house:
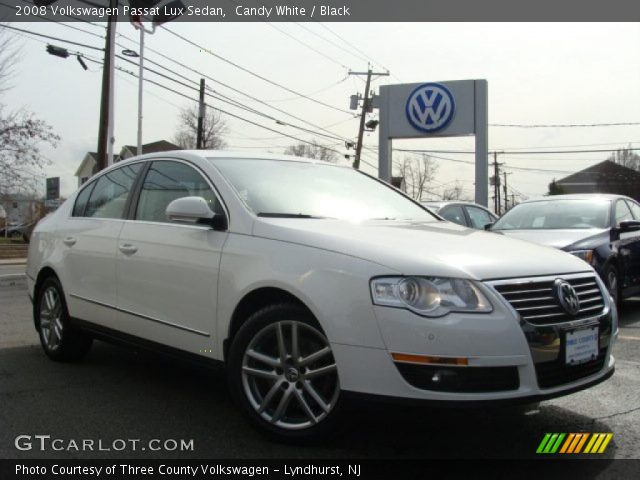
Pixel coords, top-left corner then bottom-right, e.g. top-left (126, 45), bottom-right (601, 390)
top-left (75, 140), bottom-right (181, 187)
top-left (551, 160), bottom-right (640, 202)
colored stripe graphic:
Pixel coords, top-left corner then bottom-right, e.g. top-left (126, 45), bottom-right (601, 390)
top-left (538, 433), bottom-right (613, 454)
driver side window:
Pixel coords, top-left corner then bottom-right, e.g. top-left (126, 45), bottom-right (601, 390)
top-left (615, 200), bottom-right (634, 226)
top-left (135, 161), bottom-right (220, 223)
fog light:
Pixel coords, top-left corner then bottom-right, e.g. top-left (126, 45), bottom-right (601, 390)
top-left (391, 352), bottom-right (469, 366)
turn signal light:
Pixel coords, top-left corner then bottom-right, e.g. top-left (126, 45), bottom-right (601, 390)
top-left (391, 352), bottom-right (469, 366)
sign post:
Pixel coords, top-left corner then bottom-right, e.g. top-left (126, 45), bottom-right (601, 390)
top-left (378, 79), bottom-right (489, 206)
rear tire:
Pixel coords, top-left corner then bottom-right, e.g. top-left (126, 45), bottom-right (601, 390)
top-left (227, 304), bottom-right (343, 443)
top-left (35, 276), bottom-right (93, 362)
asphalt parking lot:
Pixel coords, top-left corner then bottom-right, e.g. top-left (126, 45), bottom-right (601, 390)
top-left (1, 265), bottom-right (639, 460)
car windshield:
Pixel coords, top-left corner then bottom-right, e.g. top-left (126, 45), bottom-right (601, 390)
top-left (210, 158), bottom-right (438, 222)
top-left (493, 199), bottom-right (611, 230)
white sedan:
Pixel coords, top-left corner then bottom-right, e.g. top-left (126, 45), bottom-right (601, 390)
top-left (26, 151), bottom-right (617, 441)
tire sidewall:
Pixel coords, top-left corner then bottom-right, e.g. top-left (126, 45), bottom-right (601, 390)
top-left (604, 264), bottom-right (620, 307)
top-left (227, 304), bottom-right (343, 443)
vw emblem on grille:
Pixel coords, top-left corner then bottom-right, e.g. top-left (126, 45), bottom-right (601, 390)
top-left (553, 279), bottom-right (581, 316)
top-left (405, 83), bottom-right (455, 133)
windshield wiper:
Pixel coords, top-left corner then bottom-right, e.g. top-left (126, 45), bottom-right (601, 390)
top-left (257, 212), bottom-right (326, 219)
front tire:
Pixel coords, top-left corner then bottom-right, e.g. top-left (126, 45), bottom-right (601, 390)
top-left (35, 276), bottom-right (93, 362)
top-left (604, 265), bottom-right (620, 307)
top-left (227, 304), bottom-right (343, 442)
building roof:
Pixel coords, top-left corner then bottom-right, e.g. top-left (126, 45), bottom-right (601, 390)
top-left (555, 160), bottom-right (640, 186)
top-left (120, 140), bottom-right (181, 156)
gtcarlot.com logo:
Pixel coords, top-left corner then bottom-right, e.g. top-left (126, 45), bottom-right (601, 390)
top-left (15, 435), bottom-right (194, 452)
top-left (536, 432), bottom-right (613, 454)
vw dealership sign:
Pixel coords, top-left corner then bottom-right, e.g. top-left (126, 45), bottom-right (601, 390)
top-left (377, 79), bottom-right (488, 206)
top-left (405, 83), bottom-right (456, 133)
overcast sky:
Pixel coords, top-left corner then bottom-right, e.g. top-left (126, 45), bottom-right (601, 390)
top-left (1, 21), bottom-right (639, 203)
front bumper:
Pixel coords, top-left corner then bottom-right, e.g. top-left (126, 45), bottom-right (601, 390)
top-left (331, 274), bottom-right (617, 403)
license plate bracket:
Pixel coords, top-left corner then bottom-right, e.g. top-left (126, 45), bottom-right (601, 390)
top-left (565, 325), bottom-right (599, 365)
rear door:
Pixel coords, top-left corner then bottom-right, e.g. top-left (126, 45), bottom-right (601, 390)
top-left (114, 159), bottom-right (228, 356)
top-left (62, 163), bottom-right (143, 326)
top-left (613, 199), bottom-right (640, 294)
top-left (622, 199), bottom-right (640, 293)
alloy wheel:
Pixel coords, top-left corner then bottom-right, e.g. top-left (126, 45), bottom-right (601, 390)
top-left (39, 286), bottom-right (64, 351)
top-left (241, 320), bottom-right (339, 430)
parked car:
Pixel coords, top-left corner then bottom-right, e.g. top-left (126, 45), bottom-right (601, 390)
top-left (422, 201), bottom-right (498, 229)
top-left (490, 194), bottom-right (640, 306)
top-left (27, 152), bottom-right (617, 441)
top-left (0, 222), bottom-right (32, 242)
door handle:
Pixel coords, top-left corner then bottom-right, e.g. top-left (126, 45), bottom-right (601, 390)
top-left (119, 243), bottom-right (138, 255)
top-left (63, 237), bottom-right (77, 247)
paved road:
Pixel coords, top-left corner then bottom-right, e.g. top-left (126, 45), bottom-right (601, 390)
top-left (0, 264), bottom-right (639, 460)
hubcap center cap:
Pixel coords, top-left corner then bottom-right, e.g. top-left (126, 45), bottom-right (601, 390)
top-left (284, 367), bottom-right (299, 382)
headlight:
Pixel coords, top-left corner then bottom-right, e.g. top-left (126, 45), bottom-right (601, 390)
top-left (370, 276), bottom-right (493, 317)
top-left (568, 249), bottom-right (594, 264)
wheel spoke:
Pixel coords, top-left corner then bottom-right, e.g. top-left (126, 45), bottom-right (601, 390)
top-left (303, 380), bottom-right (330, 412)
top-left (258, 379), bottom-right (284, 413)
top-left (294, 388), bottom-right (317, 424)
top-left (40, 319), bottom-right (51, 330)
top-left (305, 363), bottom-right (337, 379)
top-left (53, 324), bottom-right (62, 341)
top-left (299, 346), bottom-right (331, 366)
top-left (246, 349), bottom-right (281, 368)
top-left (45, 290), bottom-right (55, 311)
top-left (275, 322), bottom-right (288, 363)
top-left (271, 386), bottom-right (293, 423)
top-left (291, 322), bottom-right (300, 364)
top-left (242, 366), bottom-right (277, 380)
top-left (47, 324), bottom-right (56, 347)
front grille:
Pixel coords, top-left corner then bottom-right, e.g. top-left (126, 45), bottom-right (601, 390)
top-left (492, 275), bottom-right (605, 325)
top-left (395, 363), bottom-right (520, 393)
top-left (535, 348), bottom-right (607, 388)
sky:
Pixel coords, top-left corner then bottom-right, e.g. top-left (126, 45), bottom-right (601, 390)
top-left (1, 20), bottom-right (639, 206)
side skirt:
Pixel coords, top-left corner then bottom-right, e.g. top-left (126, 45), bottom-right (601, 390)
top-left (69, 317), bottom-right (224, 370)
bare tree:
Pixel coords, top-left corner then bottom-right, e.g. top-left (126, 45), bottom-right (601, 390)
top-left (0, 25), bottom-right (19, 94)
top-left (173, 104), bottom-right (228, 150)
top-left (284, 140), bottom-right (337, 162)
top-left (0, 29), bottom-right (58, 195)
top-left (441, 181), bottom-right (471, 201)
top-left (396, 154), bottom-right (438, 200)
top-left (607, 146), bottom-right (640, 171)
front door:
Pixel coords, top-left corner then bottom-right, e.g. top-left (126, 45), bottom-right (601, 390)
top-left (114, 160), bottom-right (228, 356)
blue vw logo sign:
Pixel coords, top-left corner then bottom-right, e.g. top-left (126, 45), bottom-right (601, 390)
top-left (405, 83), bottom-right (455, 133)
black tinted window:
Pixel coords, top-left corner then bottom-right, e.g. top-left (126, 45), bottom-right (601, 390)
top-left (85, 163), bottom-right (142, 219)
top-left (467, 206), bottom-right (493, 229)
top-left (440, 205), bottom-right (467, 226)
top-left (136, 161), bottom-right (218, 223)
top-left (72, 183), bottom-right (94, 217)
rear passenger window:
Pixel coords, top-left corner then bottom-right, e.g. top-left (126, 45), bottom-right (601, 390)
top-left (72, 183), bottom-right (94, 217)
top-left (440, 205), bottom-right (467, 226)
top-left (84, 163), bottom-right (142, 219)
top-left (135, 161), bottom-right (219, 223)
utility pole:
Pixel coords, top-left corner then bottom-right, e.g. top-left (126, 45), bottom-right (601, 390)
top-left (349, 68), bottom-right (389, 169)
top-left (491, 151), bottom-right (504, 215)
top-left (503, 171), bottom-right (510, 213)
top-left (196, 78), bottom-right (205, 149)
top-left (96, 0), bottom-right (118, 172)
top-left (136, 27), bottom-right (145, 156)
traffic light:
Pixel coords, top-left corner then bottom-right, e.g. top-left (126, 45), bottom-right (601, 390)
top-left (46, 44), bottom-right (69, 58)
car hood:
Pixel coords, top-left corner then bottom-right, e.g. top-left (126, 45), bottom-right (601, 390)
top-left (494, 228), bottom-right (608, 250)
top-left (252, 218), bottom-right (592, 280)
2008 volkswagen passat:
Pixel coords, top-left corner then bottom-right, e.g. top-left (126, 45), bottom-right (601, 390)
top-left (27, 152), bottom-right (617, 441)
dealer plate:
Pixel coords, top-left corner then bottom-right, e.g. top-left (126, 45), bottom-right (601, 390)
top-left (565, 326), bottom-right (599, 365)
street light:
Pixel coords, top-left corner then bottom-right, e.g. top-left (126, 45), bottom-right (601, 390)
top-left (122, 45), bottom-right (144, 156)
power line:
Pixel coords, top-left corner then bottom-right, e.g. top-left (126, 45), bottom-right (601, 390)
top-left (491, 122), bottom-right (640, 128)
top-left (0, 23), bottom-right (104, 51)
top-left (161, 25), bottom-right (355, 116)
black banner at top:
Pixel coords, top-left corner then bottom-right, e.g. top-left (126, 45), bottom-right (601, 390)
top-left (0, 0), bottom-right (639, 22)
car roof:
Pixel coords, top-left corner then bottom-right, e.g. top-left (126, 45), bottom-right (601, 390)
top-left (111, 150), bottom-right (343, 168)
top-left (518, 194), bottom-right (630, 204)
top-left (422, 200), bottom-right (491, 209)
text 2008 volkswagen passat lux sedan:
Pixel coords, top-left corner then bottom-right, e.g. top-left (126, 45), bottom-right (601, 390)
top-left (27, 152), bottom-right (617, 441)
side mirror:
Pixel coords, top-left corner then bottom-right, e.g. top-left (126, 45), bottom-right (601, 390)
top-left (484, 222), bottom-right (494, 231)
top-left (165, 196), bottom-right (227, 231)
top-left (618, 220), bottom-right (640, 232)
